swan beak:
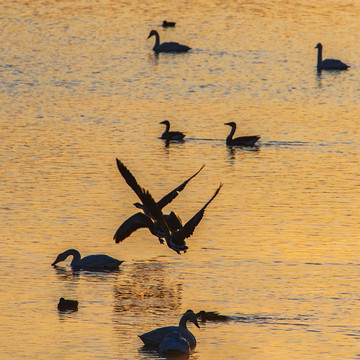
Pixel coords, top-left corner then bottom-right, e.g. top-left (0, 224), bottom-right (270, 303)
top-left (194, 319), bottom-right (200, 328)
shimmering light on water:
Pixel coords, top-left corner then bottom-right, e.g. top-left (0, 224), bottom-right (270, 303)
top-left (1, 0), bottom-right (360, 359)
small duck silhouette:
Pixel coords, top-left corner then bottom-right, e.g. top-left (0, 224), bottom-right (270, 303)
top-left (57, 297), bottom-right (78, 312)
top-left (162, 20), bottom-right (176, 27)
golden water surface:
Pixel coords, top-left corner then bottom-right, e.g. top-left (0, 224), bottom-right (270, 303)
top-left (1, 0), bottom-right (360, 359)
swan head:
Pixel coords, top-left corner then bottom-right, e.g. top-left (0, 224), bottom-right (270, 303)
top-left (184, 309), bottom-right (200, 328)
top-left (52, 251), bottom-right (69, 266)
top-left (160, 120), bottom-right (170, 126)
top-left (315, 43), bottom-right (322, 50)
top-left (52, 249), bottom-right (78, 266)
top-left (147, 30), bottom-right (159, 39)
top-left (224, 122), bottom-right (236, 127)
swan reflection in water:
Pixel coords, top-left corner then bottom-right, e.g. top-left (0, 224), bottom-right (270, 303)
top-left (112, 260), bottom-right (182, 315)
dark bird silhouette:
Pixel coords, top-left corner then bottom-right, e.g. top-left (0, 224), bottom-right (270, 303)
top-left (52, 249), bottom-right (123, 271)
top-left (224, 122), bottom-right (260, 147)
top-left (160, 120), bottom-right (185, 141)
top-left (139, 310), bottom-right (199, 348)
top-left (315, 43), bottom-right (349, 71)
top-left (147, 30), bottom-right (191, 54)
top-left (162, 20), bottom-right (176, 28)
top-left (114, 159), bottom-right (222, 253)
top-left (196, 310), bottom-right (231, 322)
top-left (114, 164), bottom-right (204, 244)
top-left (159, 331), bottom-right (190, 357)
top-left (57, 297), bottom-right (78, 312)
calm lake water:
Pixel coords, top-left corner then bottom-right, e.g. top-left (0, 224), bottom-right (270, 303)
top-left (1, 0), bottom-right (360, 359)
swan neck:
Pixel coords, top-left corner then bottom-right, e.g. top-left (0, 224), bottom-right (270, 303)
top-left (227, 124), bottom-right (236, 141)
top-left (154, 32), bottom-right (160, 49)
top-left (164, 122), bottom-right (170, 133)
top-left (67, 249), bottom-right (81, 266)
top-left (179, 315), bottom-right (189, 329)
top-left (317, 46), bottom-right (322, 66)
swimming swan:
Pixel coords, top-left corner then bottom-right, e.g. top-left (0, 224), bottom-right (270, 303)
top-left (224, 122), bottom-right (260, 146)
top-left (160, 120), bottom-right (185, 141)
top-left (139, 310), bottom-right (199, 348)
top-left (159, 331), bottom-right (190, 356)
top-left (52, 249), bottom-right (123, 270)
top-left (315, 43), bottom-right (349, 70)
top-left (147, 30), bottom-right (191, 53)
top-left (114, 159), bottom-right (221, 253)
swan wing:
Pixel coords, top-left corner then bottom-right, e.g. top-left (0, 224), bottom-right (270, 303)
top-left (115, 159), bottom-right (171, 236)
top-left (114, 212), bottom-right (155, 243)
top-left (157, 165), bottom-right (204, 210)
top-left (116, 158), bottom-right (145, 200)
top-left (174, 183), bottom-right (222, 240)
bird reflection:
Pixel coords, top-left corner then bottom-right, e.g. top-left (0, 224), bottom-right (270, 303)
top-left (112, 260), bottom-right (182, 316)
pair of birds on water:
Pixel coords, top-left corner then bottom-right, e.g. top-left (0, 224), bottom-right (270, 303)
top-left (161, 119), bottom-right (261, 147)
top-left (139, 309), bottom-right (231, 356)
top-left (147, 30), bottom-right (350, 71)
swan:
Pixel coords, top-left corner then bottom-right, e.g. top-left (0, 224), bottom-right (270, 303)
top-left (315, 43), bottom-right (349, 70)
top-left (159, 331), bottom-right (190, 356)
top-left (147, 30), bottom-right (191, 53)
top-left (162, 20), bottom-right (176, 28)
top-left (160, 120), bottom-right (185, 141)
top-left (57, 297), bottom-right (78, 312)
top-left (224, 122), bottom-right (260, 146)
top-left (52, 249), bottom-right (123, 270)
top-left (139, 310), bottom-right (199, 348)
top-left (114, 159), bottom-right (222, 253)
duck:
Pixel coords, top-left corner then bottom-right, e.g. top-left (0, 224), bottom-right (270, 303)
top-left (114, 159), bottom-right (221, 254)
top-left (159, 331), bottom-right (190, 356)
top-left (57, 297), bottom-right (78, 312)
top-left (160, 120), bottom-right (185, 141)
top-left (315, 43), bottom-right (349, 71)
top-left (139, 310), bottom-right (199, 348)
top-left (224, 122), bottom-right (260, 147)
top-left (196, 310), bottom-right (231, 322)
top-left (162, 20), bottom-right (176, 28)
top-left (52, 249), bottom-right (123, 270)
top-left (147, 30), bottom-right (191, 54)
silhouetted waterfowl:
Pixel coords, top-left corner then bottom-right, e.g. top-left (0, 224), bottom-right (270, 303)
top-left (52, 249), bottom-right (123, 270)
top-left (196, 310), bottom-right (231, 322)
top-left (57, 297), bottom-right (78, 312)
top-left (139, 310), bottom-right (199, 348)
top-left (114, 159), bottom-right (222, 253)
top-left (114, 164), bottom-right (204, 244)
top-left (160, 120), bottom-right (185, 141)
top-left (147, 30), bottom-right (191, 54)
top-left (315, 43), bottom-right (349, 71)
top-left (224, 122), bottom-right (260, 147)
top-left (159, 331), bottom-right (190, 356)
top-left (162, 20), bottom-right (176, 28)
